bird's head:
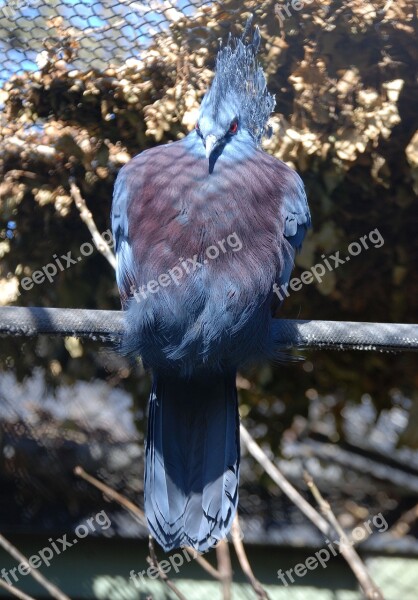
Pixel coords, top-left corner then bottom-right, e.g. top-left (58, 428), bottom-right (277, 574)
top-left (196, 16), bottom-right (275, 160)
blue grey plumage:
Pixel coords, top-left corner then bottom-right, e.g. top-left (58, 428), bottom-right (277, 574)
top-left (111, 17), bottom-right (311, 552)
top-left (145, 374), bottom-right (239, 551)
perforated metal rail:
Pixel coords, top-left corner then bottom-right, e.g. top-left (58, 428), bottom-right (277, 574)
top-left (1, 306), bottom-right (417, 352)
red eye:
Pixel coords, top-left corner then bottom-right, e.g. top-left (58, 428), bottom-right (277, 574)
top-left (229, 121), bottom-right (238, 134)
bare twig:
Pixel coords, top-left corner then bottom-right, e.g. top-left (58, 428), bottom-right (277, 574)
top-left (240, 425), bottom-right (329, 532)
top-left (304, 472), bottom-right (384, 600)
top-left (288, 438), bottom-right (418, 494)
top-left (183, 547), bottom-right (222, 580)
top-left (240, 425), bottom-right (384, 600)
top-left (74, 466), bottom-right (147, 527)
top-left (70, 180), bottom-right (116, 269)
top-left (0, 578), bottom-right (36, 600)
top-left (75, 467), bottom-right (188, 599)
top-left (215, 540), bottom-right (232, 600)
top-left (0, 533), bottom-right (70, 600)
top-left (74, 467), bottom-right (227, 584)
top-left (231, 515), bottom-right (270, 599)
top-left (389, 502), bottom-right (418, 538)
top-left (147, 536), bottom-right (188, 600)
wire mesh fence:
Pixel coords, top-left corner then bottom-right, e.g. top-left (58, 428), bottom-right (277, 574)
top-left (0, 0), bottom-right (240, 85)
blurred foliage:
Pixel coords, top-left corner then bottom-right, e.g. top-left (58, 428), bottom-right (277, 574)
top-left (0, 0), bottom-right (417, 471)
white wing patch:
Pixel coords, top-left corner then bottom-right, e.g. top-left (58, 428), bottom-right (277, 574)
top-left (281, 170), bottom-right (311, 249)
top-left (115, 238), bottom-right (135, 300)
top-left (111, 167), bottom-right (137, 307)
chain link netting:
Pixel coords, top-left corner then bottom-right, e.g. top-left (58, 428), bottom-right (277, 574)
top-left (0, 0), bottom-right (243, 84)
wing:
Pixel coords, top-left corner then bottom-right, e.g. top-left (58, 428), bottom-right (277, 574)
top-left (282, 170), bottom-right (311, 251)
top-left (274, 170), bottom-right (311, 310)
top-left (111, 163), bottom-right (138, 308)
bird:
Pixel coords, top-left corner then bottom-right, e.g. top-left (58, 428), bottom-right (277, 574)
top-left (111, 17), bottom-right (311, 553)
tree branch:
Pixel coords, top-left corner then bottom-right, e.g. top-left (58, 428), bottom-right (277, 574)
top-left (70, 180), bottom-right (116, 270)
top-left (183, 547), bottom-right (223, 580)
top-left (147, 536), bottom-right (189, 600)
top-left (304, 471), bottom-right (384, 600)
top-left (389, 502), bottom-right (418, 538)
top-left (240, 425), bottom-right (329, 532)
top-left (0, 533), bottom-right (71, 600)
top-left (74, 466), bottom-right (146, 527)
top-left (240, 424), bottom-right (384, 600)
top-left (215, 539), bottom-right (232, 600)
top-left (231, 515), bottom-right (270, 599)
top-left (74, 466), bottom-right (227, 584)
top-left (75, 466), bottom-right (189, 599)
top-left (0, 578), bottom-right (37, 600)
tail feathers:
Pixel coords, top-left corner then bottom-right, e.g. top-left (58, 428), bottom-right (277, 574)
top-left (145, 373), bottom-right (239, 552)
